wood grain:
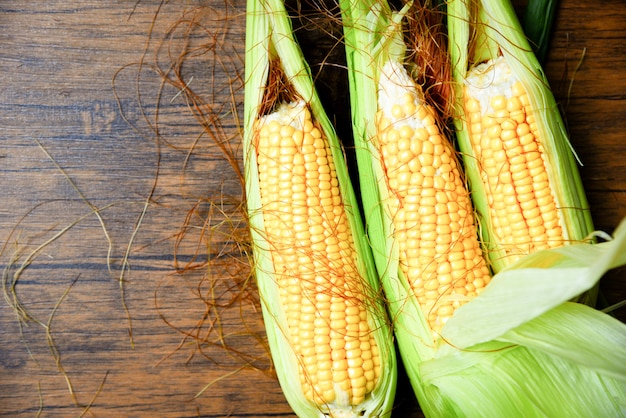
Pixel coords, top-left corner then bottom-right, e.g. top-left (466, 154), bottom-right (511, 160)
top-left (1, 0), bottom-right (624, 417)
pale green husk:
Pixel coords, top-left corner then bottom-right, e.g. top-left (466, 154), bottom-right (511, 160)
top-left (340, 0), bottom-right (626, 416)
top-left (242, 1), bottom-right (396, 416)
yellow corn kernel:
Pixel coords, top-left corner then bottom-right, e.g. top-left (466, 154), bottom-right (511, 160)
top-left (464, 56), bottom-right (564, 266)
top-left (254, 100), bottom-right (381, 407)
top-left (377, 60), bottom-right (491, 335)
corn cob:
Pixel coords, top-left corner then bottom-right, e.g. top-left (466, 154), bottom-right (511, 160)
top-left (376, 59), bottom-right (491, 335)
top-left (339, 0), bottom-right (490, 345)
top-left (254, 100), bottom-right (381, 407)
top-left (243, 0), bottom-right (396, 416)
top-left (448, 0), bottom-right (594, 274)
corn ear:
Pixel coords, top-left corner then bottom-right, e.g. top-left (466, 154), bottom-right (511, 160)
top-left (447, 0), bottom-right (595, 277)
top-left (341, 0), bottom-right (626, 416)
top-left (340, 0), bottom-right (491, 348)
top-left (340, 0), bottom-right (433, 346)
top-left (243, 1), bottom-right (396, 416)
top-left (340, 0), bottom-right (480, 406)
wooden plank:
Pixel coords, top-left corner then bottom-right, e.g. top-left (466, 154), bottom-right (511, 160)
top-left (0, 1), bottom-right (288, 416)
top-left (1, 0), bottom-right (624, 417)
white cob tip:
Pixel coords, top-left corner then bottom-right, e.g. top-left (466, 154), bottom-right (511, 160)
top-left (464, 56), bottom-right (516, 115)
top-left (378, 59), bottom-right (428, 130)
top-left (258, 99), bottom-right (309, 131)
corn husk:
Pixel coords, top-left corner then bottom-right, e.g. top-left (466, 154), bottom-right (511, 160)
top-left (242, 0), bottom-right (397, 416)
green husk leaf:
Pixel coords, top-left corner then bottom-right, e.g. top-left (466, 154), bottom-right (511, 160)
top-left (420, 298), bottom-right (626, 417)
top-left (423, 220), bottom-right (626, 417)
top-left (419, 337), bottom-right (626, 417)
top-left (500, 302), bottom-right (626, 380)
top-left (442, 218), bottom-right (626, 347)
top-left (419, 298), bottom-right (626, 417)
top-left (243, 1), bottom-right (396, 416)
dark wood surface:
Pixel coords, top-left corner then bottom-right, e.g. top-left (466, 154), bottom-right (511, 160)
top-left (1, 1), bottom-right (624, 417)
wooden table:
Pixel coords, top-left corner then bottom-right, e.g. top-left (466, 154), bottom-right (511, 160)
top-left (1, 1), bottom-right (624, 416)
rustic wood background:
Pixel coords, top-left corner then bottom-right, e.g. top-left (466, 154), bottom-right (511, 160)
top-left (1, 1), bottom-right (624, 417)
